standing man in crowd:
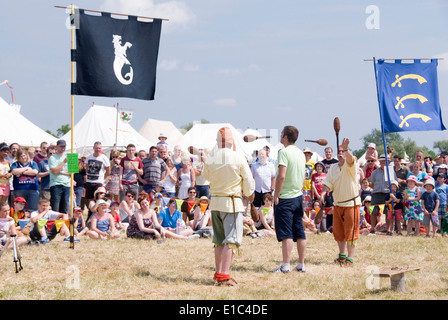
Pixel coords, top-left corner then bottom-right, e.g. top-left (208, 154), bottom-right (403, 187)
top-left (85, 141), bottom-right (110, 201)
top-left (140, 146), bottom-right (168, 193)
top-left (120, 143), bottom-right (143, 200)
top-left (202, 127), bottom-right (255, 286)
top-left (321, 147), bottom-right (339, 172)
top-left (33, 142), bottom-right (48, 164)
top-left (272, 125), bottom-right (307, 273)
top-left (321, 138), bottom-right (361, 266)
top-left (49, 140), bottom-right (71, 213)
top-left (369, 154), bottom-right (396, 232)
top-left (250, 148), bottom-right (275, 209)
top-left (393, 154), bottom-right (410, 193)
top-left (38, 145), bottom-right (55, 201)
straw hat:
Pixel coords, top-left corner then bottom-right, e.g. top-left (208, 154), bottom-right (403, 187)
top-left (362, 196), bottom-right (372, 204)
top-left (94, 186), bottom-right (107, 197)
top-left (198, 196), bottom-right (210, 204)
top-left (424, 179), bottom-right (435, 187)
top-left (94, 199), bottom-right (109, 211)
top-left (303, 147), bottom-right (313, 155)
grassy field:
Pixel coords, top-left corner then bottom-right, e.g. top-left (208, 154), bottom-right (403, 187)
top-left (1, 231), bottom-right (447, 301)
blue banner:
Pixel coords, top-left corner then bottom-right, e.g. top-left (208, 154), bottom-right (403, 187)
top-left (376, 59), bottom-right (445, 133)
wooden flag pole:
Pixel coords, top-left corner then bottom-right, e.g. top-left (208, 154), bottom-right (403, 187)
top-left (364, 58), bottom-right (444, 61)
top-left (69, 3), bottom-right (75, 249)
top-left (54, 5), bottom-right (169, 21)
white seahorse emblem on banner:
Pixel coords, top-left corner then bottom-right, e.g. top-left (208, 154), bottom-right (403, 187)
top-left (112, 35), bottom-right (134, 85)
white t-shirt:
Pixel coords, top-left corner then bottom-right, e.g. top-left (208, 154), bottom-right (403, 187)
top-left (29, 210), bottom-right (61, 231)
top-left (86, 153), bottom-right (110, 184)
top-left (0, 219), bottom-right (15, 240)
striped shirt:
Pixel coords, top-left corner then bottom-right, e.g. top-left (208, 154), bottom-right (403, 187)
top-left (142, 157), bottom-right (166, 186)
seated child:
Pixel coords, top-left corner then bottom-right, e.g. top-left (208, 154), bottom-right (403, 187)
top-left (73, 207), bottom-right (88, 237)
top-left (150, 192), bottom-right (164, 214)
top-left (0, 201), bottom-right (27, 249)
top-left (9, 197), bottom-right (27, 227)
top-left (109, 201), bottom-right (126, 232)
top-left (359, 206), bottom-right (372, 235)
top-left (29, 199), bottom-right (72, 243)
top-left (254, 194), bottom-right (276, 237)
top-left (87, 200), bottom-right (121, 240)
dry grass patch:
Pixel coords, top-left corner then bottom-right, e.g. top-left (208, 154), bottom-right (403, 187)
top-left (0, 232), bottom-right (447, 300)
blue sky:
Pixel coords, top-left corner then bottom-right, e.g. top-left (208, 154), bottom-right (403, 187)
top-left (0, 0), bottom-right (447, 154)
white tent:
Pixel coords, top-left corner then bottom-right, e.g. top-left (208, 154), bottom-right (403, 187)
top-left (0, 96), bottom-right (55, 146)
top-left (182, 123), bottom-right (255, 161)
top-left (60, 104), bottom-right (155, 155)
top-left (138, 117), bottom-right (185, 152)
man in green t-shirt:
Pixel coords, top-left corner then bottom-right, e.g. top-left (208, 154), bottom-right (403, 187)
top-left (272, 126), bottom-right (307, 273)
top-left (48, 140), bottom-right (71, 213)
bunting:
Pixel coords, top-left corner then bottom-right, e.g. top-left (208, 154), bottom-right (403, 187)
top-left (175, 199), bottom-right (184, 210)
top-left (262, 207), bottom-right (270, 216)
top-left (200, 203), bottom-right (208, 214)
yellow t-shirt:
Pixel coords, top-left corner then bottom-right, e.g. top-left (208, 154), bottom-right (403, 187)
top-left (302, 160), bottom-right (316, 191)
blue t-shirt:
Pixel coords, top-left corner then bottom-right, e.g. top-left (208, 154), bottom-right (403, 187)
top-left (407, 171), bottom-right (426, 182)
top-left (38, 160), bottom-right (50, 191)
top-left (157, 207), bottom-right (182, 229)
top-left (435, 183), bottom-right (448, 205)
top-left (11, 161), bottom-right (39, 190)
top-left (421, 191), bottom-right (439, 212)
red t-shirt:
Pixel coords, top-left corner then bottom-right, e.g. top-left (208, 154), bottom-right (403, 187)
top-left (120, 156), bottom-right (143, 185)
top-left (311, 172), bottom-right (327, 196)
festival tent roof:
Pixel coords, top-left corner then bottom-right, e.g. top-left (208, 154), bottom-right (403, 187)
top-left (60, 104), bottom-right (155, 155)
top-left (182, 123), bottom-right (255, 160)
top-left (138, 117), bottom-right (185, 152)
top-left (0, 96), bottom-right (56, 146)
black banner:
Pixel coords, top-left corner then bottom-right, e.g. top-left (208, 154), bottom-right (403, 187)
top-left (72, 9), bottom-right (162, 100)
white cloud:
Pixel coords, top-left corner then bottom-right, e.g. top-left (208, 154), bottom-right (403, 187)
top-left (158, 59), bottom-right (179, 71)
top-left (216, 64), bottom-right (261, 76)
top-left (183, 64), bottom-right (200, 72)
top-left (216, 68), bottom-right (241, 76)
top-left (100, 0), bottom-right (196, 32)
top-left (214, 98), bottom-right (237, 107)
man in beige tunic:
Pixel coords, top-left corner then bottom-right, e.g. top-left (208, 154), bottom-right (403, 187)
top-left (202, 127), bottom-right (255, 286)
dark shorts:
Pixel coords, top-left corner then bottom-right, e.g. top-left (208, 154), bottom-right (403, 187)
top-left (371, 192), bottom-right (389, 215)
top-left (30, 224), bottom-right (59, 241)
top-left (253, 191), bottom-right (271, 208)
top-left (84, 182), bottom-right (103, 200)
top-left (274, 195), bottom-right (306, 242)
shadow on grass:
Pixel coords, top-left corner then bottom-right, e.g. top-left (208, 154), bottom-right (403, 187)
top-left (136, 270), bottom-right (215, 286)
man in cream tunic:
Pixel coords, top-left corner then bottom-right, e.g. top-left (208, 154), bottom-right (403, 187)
top-left (321, 138), bottom-right (361, 266)
top-left (202, 127), bottom-right (255, 286)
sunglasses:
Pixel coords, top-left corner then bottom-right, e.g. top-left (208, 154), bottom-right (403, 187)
top-left (367, 160), bottom-right (375, 163)
top-left (127, 194), bottom-right (135, 198)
